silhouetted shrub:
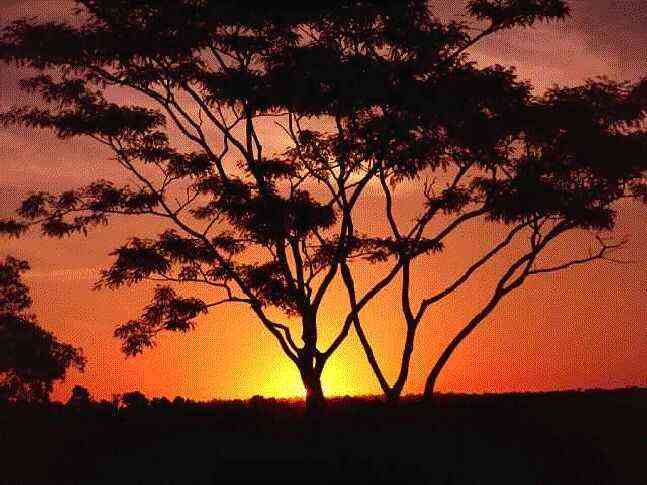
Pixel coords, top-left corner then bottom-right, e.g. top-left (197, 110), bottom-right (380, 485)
top-left (66, 385), bottom-right (92, 410)
top-left (121, 391), bottom-right (149, 411)
top-left (150, 396), bottom-right (172, 410)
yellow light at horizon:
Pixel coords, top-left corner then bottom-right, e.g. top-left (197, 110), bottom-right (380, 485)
top-left (321, 359), bottom-right (360, 398)
top-left (244, 350), bottom-right (370, 399)
top-left (252, 358), bottom-right (306, 399)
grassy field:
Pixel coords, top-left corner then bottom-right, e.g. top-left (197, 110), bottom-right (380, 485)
top-left (1, 388), bottom-right (645, 484)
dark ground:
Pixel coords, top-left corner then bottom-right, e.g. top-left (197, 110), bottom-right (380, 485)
top-left (1, 388), bottom-right (645, 484)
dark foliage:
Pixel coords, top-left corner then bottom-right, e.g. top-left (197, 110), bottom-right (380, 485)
top-left (120, 390), bottom-right (150, 410)
top-left (67, 384), bottom-right (92, 409)
top-left (0, 388), bottom-right (644, 484)
top-left (114, 286), bottom-right (208, 355)
top-left (0, 258), bottom-right (85, 402)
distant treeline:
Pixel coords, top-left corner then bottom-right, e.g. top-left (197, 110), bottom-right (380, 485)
top-left (2, 386), bottom-right (645, 484)
top-left (2, 386), bottom-right (645, 417)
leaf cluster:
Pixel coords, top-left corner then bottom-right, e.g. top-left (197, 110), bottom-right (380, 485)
top-left (114, 285), bottom-right (207, 356)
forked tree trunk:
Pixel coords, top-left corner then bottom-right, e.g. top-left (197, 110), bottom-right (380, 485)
top-left (385, 388), bottom-right (402, 405)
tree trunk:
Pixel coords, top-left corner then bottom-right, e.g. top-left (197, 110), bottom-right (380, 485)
top-left (386, 322), bottom-right (417, 405)
top-left (423, 361), bottom-right (442, 402)
top-left (423, 297), bottom-right (502, 402)
top-left (385, 389), bottom-right (401, 406)
top-left (301, 368), bottom-right (325, 415)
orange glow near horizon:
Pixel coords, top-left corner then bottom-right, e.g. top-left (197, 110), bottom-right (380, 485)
top-left (1, 1), bottom-right (646, 404)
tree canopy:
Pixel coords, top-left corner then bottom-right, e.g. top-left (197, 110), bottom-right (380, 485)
top-left (0, 257), bottom-right (85, 402)
top-left (0, 0), bottom-right (645, 407)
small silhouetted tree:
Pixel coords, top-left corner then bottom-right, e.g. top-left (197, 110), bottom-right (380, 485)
top-left (92, 399), bottom-right (116, 416)
top-left (150, 396), bottom-right (172, 410)
top-left (121, 390), bottom-right (149, 411)
top-left (0, 257), bottom-right (85, 402)
top-left (67, 384), bottom-right (92, 409)
top-left (1, 0), bottom-right (645, 409)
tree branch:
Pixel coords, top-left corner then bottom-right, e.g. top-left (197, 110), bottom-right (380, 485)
top-left (414, 221), bottom-right (530, 323)
top-left (529, 235), bottom-right (630, 275)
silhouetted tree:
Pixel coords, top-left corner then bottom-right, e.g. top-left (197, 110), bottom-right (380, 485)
top-left (67, 384), bottom-right (92, 409)
top-left (1, 0), bottom-right (645, 409)
top-left (325, 21), bottom-right (647, 401)
top-left (121, 390), bottom-right (149, 411)
top-left (150, 396), bottom-right (172, 410)
top-left (335, 38), bottom-right (647, 401)
top-left (92, 398), bottom-right (116, 416)
top-left (0, 0), bottom-right (447, 411)
top-left (0, 257), bottom-right (85, 402)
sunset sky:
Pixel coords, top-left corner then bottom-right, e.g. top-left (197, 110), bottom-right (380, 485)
top-left (1, 0), bottom-right (646, 402)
